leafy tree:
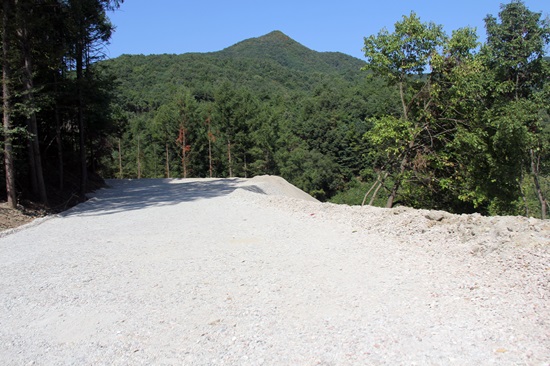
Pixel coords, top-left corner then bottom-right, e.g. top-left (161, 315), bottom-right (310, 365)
top-left (362, 12), bottom-right (446, 207)
top-left (482, 0), bottom-right (550, 216)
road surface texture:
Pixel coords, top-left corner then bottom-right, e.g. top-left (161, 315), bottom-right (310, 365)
top-left (1, 176), bottom-right (549, 365)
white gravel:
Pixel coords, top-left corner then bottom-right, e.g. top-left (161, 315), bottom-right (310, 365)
top-left (0, 176), bottom-right (548, 365)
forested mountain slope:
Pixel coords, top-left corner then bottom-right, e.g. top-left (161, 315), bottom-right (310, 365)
top-left (100, 31), bottom-right (398, 201)
top-left (103, 30), bottom-right (367, 111)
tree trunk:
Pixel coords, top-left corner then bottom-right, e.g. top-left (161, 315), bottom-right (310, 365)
top-left (531, 149), bottom-right (547, 220)
top-left (369, 172), bottom-right (388, 206)
top-left (206, 117), bottom-right (213, 178)
top-left (227, 138), bottom-right (233, 178)
top-left (19, 11), bottom-right (47, 205)
top-left (76, 40), bottom-right (87, 195)
top-left (386, 148), bottom-right (410, 208)
top-left (136, 135), bottom-right (141, 179)
top-left (370, 180), bottom-right (385, 206)
top-left (25, 129), bottom-right (38, 195)
top-left (208, 137), bottom-right (212, 178)
top-left (386, 80), bottom-right (411, 209)
top-left (117, 138), bottom-right (122, 178)
top-left (399, 80), bottom-right (408, 121)
top-left (181, 126), bottom-right (187, 178)
top-left (362, 172), bottom-right (389, 206)
top-left (362, 174), bottom-right (381, 207)
top-left (243, 153), bottom-right (247, 178)
top-left (2, 0), bottom-right (16, 208)
top-left (386, 181), bottom-right (400, 208)
top-left (165, 141), bottom-right (170, 178)
top-left (54, 75), bottom-right (64, 191)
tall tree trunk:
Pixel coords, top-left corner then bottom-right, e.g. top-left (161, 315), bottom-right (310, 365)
top-left (2, 0), bottom-right (16, 208)
top-left (386, 181), bottom-right (400, 208)
top-left (181, 126), bottom-right (187, 178)
top-left (243, 153), bottom-right (247, 178)
top-left (19, 9), bottom-right (47, 205)
top-left (386, 79), bottom-right (411, 208)
top-left (76, 40), bottom-right (87, 195)
top-left (118, 138), bottom-right (123, 179)
top-left (386, 143), bottom-right (412, 208)
top-left (25, 128), bottom-right (37, 195)
top-left (399, 80), bottom-right (408, 121)
top-left (165, 141), bottom-right (169, 178)
top-left (227, 138), bottom-right (232, 178)
top-left (136, 135), bottom-right (141, 179)
top-left (207, 116), bottom-right (213, 178)
top-left (54, 79), bottom-right (64, 191)
top-left (208, 138), bottom-right (213, 178)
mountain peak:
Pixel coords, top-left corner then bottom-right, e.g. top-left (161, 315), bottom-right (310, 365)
top-left (218, 31), bottom-right (364, 74)
top-left (259, 30), bottom-right (293, 43)
top-left (220, 30), bottom-right (309, 56)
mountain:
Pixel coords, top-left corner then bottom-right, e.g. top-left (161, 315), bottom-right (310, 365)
top-left (102, 31), bottom-right (367, 110)
top-left (99, 31), bottom-right (395, 201)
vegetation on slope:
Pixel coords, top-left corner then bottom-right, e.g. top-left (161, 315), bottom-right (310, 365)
top-left (1, 1), bottom-right (548, 218)
top-left (99, 30), bottom-right (399, 201)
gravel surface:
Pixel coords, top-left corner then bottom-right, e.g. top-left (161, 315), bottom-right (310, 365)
top-left (0, 176), bottom-right (548, 365)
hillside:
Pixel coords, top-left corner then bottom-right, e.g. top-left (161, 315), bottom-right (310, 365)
top-left (99, 31), bottom-right (395, 202)
top-left (102, 31), bottom-right (368, 110)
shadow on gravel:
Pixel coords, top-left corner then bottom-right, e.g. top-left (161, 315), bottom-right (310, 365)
top-left (60, 178), bottom-right (265, 217)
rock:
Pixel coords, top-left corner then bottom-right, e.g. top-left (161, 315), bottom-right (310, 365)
top-left (425, 212), bottom-right (446, 222)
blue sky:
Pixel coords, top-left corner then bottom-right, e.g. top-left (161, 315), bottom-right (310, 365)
top-left (106, 1), bottom-right (549, 60)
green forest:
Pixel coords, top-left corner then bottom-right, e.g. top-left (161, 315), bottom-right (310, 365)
top-left (1, 0), bottom-right (549, 218)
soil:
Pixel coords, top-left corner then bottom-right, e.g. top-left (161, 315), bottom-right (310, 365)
top-left (0, 202), bottom-right (49, 232)
top-left (0, 176), bottom-right (548, 365)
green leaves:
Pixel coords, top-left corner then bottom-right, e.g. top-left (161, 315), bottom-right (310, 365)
top-left (362, 12), bottom-right (446, 83)
top-left (361, 2), bottom-right (550, 216)
top-left (364, 116), bottom-right (413, 159)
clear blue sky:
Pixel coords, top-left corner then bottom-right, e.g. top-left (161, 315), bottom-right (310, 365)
top-left (105, 0), bottom-right (550, 60)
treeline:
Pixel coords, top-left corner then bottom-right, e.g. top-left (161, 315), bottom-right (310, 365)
top-left (362, 1), bottom-right (549, 218)
top-left (100, 72), bottom-right (399, 201)
top-left (0, 0), bottom-right (122, 209)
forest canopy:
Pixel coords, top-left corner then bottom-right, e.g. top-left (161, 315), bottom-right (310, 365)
top-left (1, 0), bottom-right (548, 218)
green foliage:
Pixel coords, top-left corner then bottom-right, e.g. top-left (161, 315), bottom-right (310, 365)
top-left (363, 12), bottom-right (446, 83)
top-left (101, 31), bottom-right (391, 200)
top-left (360, 2), bottom-right (550, 217)
top-left (1, 0), bottom-right (122, 204)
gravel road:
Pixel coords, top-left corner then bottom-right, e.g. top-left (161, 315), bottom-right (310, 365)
top-left (1, 177), bottom-right (548, 365)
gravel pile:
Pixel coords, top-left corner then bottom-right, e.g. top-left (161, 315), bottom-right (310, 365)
top-left (0, 176), bottom-right (548, 365)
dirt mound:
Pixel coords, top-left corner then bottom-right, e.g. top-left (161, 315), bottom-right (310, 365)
top-left (237, 175), bottom-right (319, 202)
